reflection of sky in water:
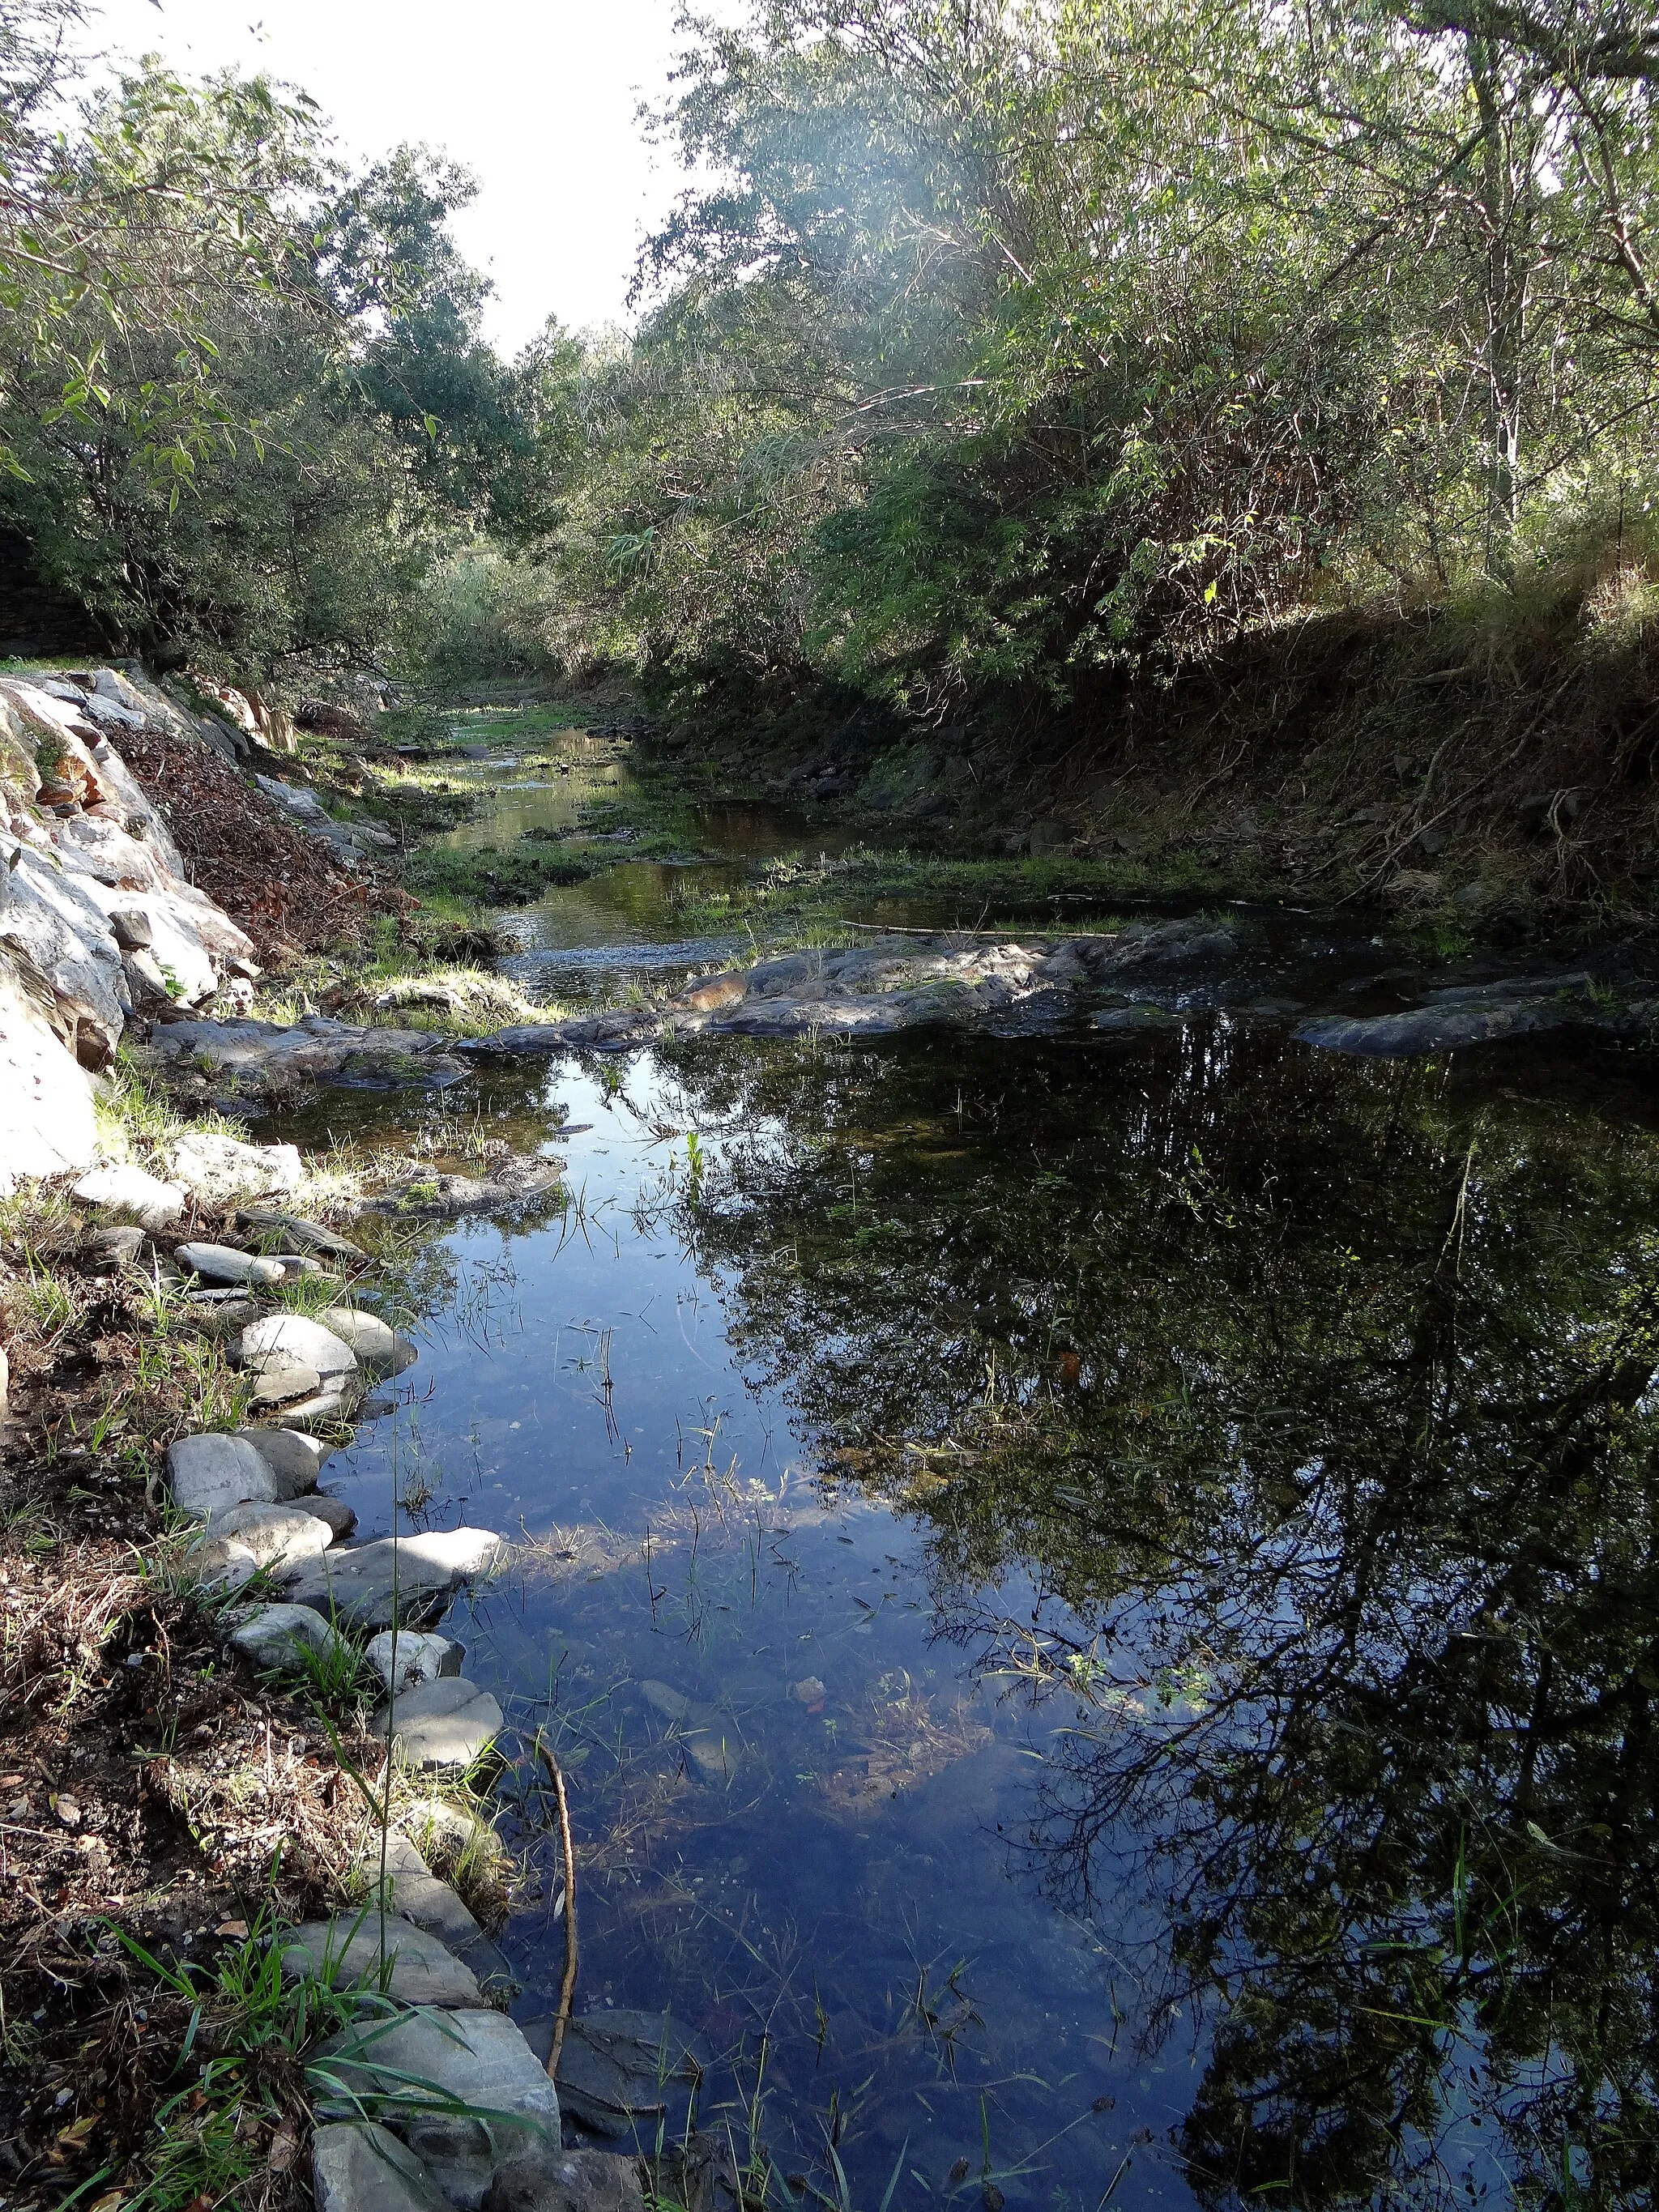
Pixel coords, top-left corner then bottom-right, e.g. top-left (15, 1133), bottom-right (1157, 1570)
top-left (326, 1059), bottom-right (1200, 2210)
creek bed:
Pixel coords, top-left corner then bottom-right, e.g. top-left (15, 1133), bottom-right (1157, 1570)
top-left (254, 739), bottom-right (1659, 2210)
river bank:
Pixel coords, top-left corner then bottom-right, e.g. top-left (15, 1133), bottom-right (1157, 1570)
top-left (6, 673), bottom-right (1659, 2212)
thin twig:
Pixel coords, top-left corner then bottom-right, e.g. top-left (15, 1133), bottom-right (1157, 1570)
top-left (535, 1736), bottom-right (579, 2080)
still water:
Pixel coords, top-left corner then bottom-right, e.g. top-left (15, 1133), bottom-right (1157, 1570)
top-left (273, 735), bottom-right (1659, 2212)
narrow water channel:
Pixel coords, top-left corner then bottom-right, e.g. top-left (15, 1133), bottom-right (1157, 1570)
top-left (266, 731), bottom-right (1659, 2210)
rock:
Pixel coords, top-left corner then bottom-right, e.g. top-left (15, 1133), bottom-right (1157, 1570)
top-left (1092, 1004), bottom-right (1183, 1033)
top-left (680, 1731), bottom-right (737, 1785)
top-left (228, 1600), bottom-right (352, 1670)
top-left (282, 1528), bottom-right (505, 1630)
top-left (71, 1161), bottom-right (186, 1232)
top-left (638, 1679), bottom-right (693, 1722)
top-left (177, 1241), bottom-right (287, 1289)
top-left (211, 1499), bottom-right (334, 1569)
top-left (369, 1831), bottom-right (510, 1989)
top-left (123, 948), bottom-right (173, 1004)
top-left (282, 1914), bottom-right (483, 2008)
top-left (318, 1306), bottom-right (415, 1371)
top-left (237, 1311), bottom-right (359, 1380)
top-left (190, 1534), bottom-right (259, 1594)
top-left (280, 1386), bottom-right (357, 1430)
top-left (313, 2121), bottom-right (451, 2212)
top-left (366, 1630), bottom-right (465, 1696)
top-left (371, 1161), bottom-right (564, 1219)
top-left (484, 2149), bottom-right (646, 2212)
top-left (315, 2010), bottom-right (560, 2204)
top-left (1296, 999), bottom-right (1571, 1057)
top-left (166, 1432), bottom-right (282, 1522)
top-left (233, 1425), bottom-right (330, 1491)
top-left (149, 1015), bottom-right (470, 1096)
top-left (86, 1223), bottom-right (146, 1267)
top-left (292, 1492), bottom-right (358, 1541)
top-left (235, 1207), bottom-right (368, 1260)
top-left (519, 2012), bottom-right (706, 2139)
top-left (372, 1677), bottom-right (505, 1770)
top-left (270, 1252), bottom-right (328, 1280)
top-left (249, 1364), bottom-right (323, 1408)
top-left (109, 908), bottom-right (151, 951)
top-left (170, 1131), bottom-right (303, 1205)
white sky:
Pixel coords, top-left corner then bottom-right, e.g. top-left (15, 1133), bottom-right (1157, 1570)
top-left (79, 0), bottom-right (707, 355)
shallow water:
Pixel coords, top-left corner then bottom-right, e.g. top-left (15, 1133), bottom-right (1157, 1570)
top-left (267, 748), bottom-right (1659, 2211)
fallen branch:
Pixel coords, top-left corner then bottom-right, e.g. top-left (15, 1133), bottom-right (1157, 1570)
top-left (535, 1737), bottom-right (579, 2080)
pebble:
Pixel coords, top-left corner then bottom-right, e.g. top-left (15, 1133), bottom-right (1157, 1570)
top-left (176, 1242), bottom-right (286, 1288)
top-left (372, 1677), bottom-right (505, 1770)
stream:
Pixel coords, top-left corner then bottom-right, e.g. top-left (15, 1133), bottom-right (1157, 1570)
top-left (264, 727), bottom-right (1659, 2211)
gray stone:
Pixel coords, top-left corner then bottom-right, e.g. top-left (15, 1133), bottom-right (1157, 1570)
top-left (270, 1252), bottom-right (328, 1279)
top-left (313, 2121), bottom-right (451, 2212)
top-left (484, 2148), bottom-right (646, 2212)
top-left (228, 1600), bottom-right (352, 1670)
top-left (213, 1499), bottom-right (334, 1569)
top-left (237, 1311), bottom-right (359, 1379)
top-left (680, 1730), bottom-right (738, 1785)
top-left (150, 1016), bottom-right (470, 1095)
top-left (72, 1161), bottom-right (186, 1232)
top-left (86, 1223), bottom-right (145, 1266)
top-left (281, 1387), bottom-right (357, 1430)
top-left (190, 1534), bottom-right (259, 1594)
top-left (109, 907), bottom-right (152, 951)
top-left (177, 1241), bottom-right (287, 1289)
top-left (233, 1424), bottom-right (330, 1493)
top-left (1297, 1000), bottom-right (1568, 1057)
top-left (519, 2012), bottom-right (706, 2138)
top-left (282, 1528), bottom-right (505, 1630)
top-left (366, 1629), bottom-right (465, 1695)
top-left (235, 1207), bottom-right (369, 1260)
top-left (369, 1831), bottom-right (511, 1990)
top-left (373, 1677), bottom-right (505, 1770)
top-left (249, 1364), bottom-right (322, 1408)
top-left (319, 1306), bottom-right (407, 1369)
top-left (316, 2010), bottom-right (559, 2208)
top-left (169, 1130), bottom-right (303, 1204)
top-left (166, 1431), bottom-right (281, 1522)
top-left (282, 1914), bottom-right (482, 2008)
top-left (293, 1491), bottom-right (358, 1541)
top-left (637, 1679), bottom-right (692, 1722)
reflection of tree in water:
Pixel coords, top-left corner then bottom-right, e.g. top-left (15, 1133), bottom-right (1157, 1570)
top-left (655, 1026), bottom-right (1659, 2209)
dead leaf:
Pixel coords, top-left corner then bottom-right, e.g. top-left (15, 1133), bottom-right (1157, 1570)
top-left (214, 1919), bottom-right (248, 1939)
top-left (269, 2120), bottom-right (299, 2173)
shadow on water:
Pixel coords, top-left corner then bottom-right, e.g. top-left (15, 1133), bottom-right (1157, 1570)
top-left (259, 748), bottom-right (1659, 2210)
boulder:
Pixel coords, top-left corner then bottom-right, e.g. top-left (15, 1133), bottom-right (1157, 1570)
top-left (282, 1528), bottom-right (504, 1631)
top-left (228, 1601), bottom-right (352, 1670)
top-left (281, 1915), bottom-right (482, 2008)
top-left (318, 1306), bottom-right (411, 1370)
top-left (190, 1534), bottom-right (259, 1594)
top-left (72, 1161), bottom-right (186, 1232)
top-left (170, 1132), bottom-right (303, 1205)
top-left (0, 955), bottom-right (99, 1193)
top-left (237, 1312), bottom-right (358, 1380)
top-left (166, 1432), bottom-right (282, 1522)
top-left (177, 1241), bottom-right (286, 1289)
top-left (372, 1677), bottom-right (504, 1770)
top-left (249, 1365), bottom-right (323, 1408)
top-left (313, 2122), bottom-right (451, 2212)
top-left (212, 1500), bottom-right (334, 1570)
top-left (366, 1630), bottom-right (465, 1695)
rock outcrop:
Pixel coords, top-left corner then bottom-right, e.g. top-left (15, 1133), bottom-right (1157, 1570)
top-left (0, 666), bottom-right (259, 1192)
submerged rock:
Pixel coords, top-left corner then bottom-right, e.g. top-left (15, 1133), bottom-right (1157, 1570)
top-left (370, 1157), bottom-right (564, 1218)
top-left (1297, 999), bottom-right (1572, 1056)
top-left (280, 1527), bottom-right (505, 1630)
top-left (483, 2148), bottom-right (646, 2212)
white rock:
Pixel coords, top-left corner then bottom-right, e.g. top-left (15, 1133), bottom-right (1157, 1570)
top-left (72, 1160), bottom-right (186, 1231)
top-left (316, 1306), bottom-right (407, 1369)
top-left (212, 1500), bottom-right (333, 1569)
top-left (170, 1132), bottom-right (303, 1205)
top-left (177, 1241), bottom-right (286, 1289)
top-left (228, 1601), bottom-right (350, 1670)
top-left (166, 1432), bottom-right (281, 1522)
top-left (365, 1629), bottom-right (464, 1696)
top-left (236, 1312), bottom-right (358, 1379)
top-left (0, 845), bottom-right (129, 1057)
top-left (0, 954), bottom-right (98, 1192)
